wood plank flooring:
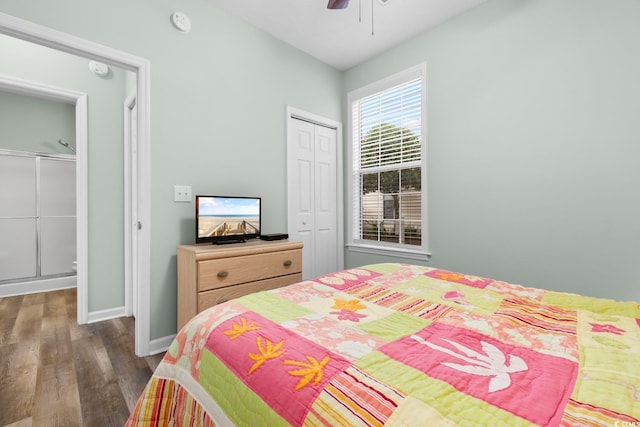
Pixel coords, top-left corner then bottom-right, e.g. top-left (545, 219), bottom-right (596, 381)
top-left (0, 288), bottom-right (164, 426)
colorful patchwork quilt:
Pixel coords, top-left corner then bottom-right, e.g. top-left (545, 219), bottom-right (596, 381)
top-left (127, 263), bottom-right (640, 426)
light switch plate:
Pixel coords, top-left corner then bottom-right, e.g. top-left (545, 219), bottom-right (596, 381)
top-left (174, 185), bottom-right (192, 202)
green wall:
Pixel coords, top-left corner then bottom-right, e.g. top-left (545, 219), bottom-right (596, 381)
top-left (344, 0), bottom-right (640, 302)
top-left (0, 90), bottom-right (75, 154)
top-left (0, 0), bottom-right (342, 339)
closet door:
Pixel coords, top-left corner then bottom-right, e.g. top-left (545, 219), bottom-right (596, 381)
top-left (288, 118), bottom-right (339, 280)
top-left (290, 119), bottom-right (315, 277)
top-left (40, 157), bottom-right (76, 275)
top-left (0, 154), bottom-right (37, 281)
top-left (313, 124), bottom-right (338, 278)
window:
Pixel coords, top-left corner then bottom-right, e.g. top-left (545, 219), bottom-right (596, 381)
top-left (347, 64), bottom-right (429, 259)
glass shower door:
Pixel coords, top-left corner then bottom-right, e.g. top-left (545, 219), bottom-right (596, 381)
top-left (0, 153), bottom-right (37, 281)
top-left (40, 157), bottom-right (76, 276)
top-left (0, 151), bottom-right (76, 284)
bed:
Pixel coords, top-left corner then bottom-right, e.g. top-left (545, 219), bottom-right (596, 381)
top-left (127, 263), bottom-right (640, 426)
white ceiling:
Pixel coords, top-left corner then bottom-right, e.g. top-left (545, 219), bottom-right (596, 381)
top-left (208, 0), bottom-right (487, 70)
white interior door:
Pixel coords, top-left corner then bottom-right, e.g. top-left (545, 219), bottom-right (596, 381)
top-left (125, 93), bottom-right (139, 318)
top-left (130, 99), bottom-right (139, 318)
top-left (313, 125), bottom-right (338, 277)
top-left (289, 119), bottom-right (315, 278)
top-left (288, 115), bottom-right (341, 280)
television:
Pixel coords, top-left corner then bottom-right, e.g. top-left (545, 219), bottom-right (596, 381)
top-left (195, 195), bottom-right (261, 244)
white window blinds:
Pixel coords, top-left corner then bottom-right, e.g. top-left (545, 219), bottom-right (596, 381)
top-left (349, 65), bottom-right (427, 256)
top-left (357, 78), bottom-right (422, 170)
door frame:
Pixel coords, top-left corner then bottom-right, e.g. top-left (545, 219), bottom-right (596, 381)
top-left (286, 106), bottom-right (345, 277)
top-left (0, 75), bottom-right (87, 314)
top-left (0, 12), bottom-right (152, 356)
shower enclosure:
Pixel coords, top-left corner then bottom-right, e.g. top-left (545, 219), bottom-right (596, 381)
top-left (0, 149), bottom-right (76, 295)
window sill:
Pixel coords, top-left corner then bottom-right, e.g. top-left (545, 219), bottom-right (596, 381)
top-left (346, 242), bottom-right (431, 261)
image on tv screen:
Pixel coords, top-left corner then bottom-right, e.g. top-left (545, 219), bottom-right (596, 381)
top-left (198, 196), bottom-right (260, 239)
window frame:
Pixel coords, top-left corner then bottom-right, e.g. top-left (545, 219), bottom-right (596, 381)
top-left (346, 63), bottom-right (430, 260)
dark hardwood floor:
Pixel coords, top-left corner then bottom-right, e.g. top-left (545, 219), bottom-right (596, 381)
top-left (0, 288), bottom-right (164, 426)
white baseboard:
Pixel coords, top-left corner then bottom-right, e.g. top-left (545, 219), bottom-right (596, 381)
top-left (149, 334), bottom-right (176, 355)
top-left (0, 276), bottom-right (76, 298)
top-left (87, 306), bottom-right (127, 324)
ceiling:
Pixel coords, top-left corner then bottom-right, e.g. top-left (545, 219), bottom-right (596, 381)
top-left (208, 0), bottom-right (487, 70)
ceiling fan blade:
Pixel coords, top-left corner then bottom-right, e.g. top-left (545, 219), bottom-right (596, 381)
top-left (327, 0), bottom-right (350, 9)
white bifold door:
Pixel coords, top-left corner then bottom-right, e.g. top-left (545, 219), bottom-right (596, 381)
top-left (0, 151), bottom-right (76, 284)
top-left (288, 118), bottom-right (340, 280)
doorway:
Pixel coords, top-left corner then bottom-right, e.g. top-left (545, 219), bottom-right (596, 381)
top-left (286, 106), bottom-right (344, 280)
top-left (0, 13), bottom-right (152, 356)
top-left (0, 74), bottom-right (87, 309)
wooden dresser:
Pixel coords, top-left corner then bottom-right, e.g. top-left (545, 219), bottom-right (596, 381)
top-left (177, 239), bottom-right (303, 330)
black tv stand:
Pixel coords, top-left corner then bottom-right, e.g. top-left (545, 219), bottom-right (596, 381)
top-left (213, 239), bottom-right (246, 245)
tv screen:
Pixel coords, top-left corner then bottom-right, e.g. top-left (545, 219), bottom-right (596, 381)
top-left (196, 195), bottom-right (261, 244)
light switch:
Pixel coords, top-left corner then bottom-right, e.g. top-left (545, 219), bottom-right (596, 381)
top-left (174, 185), bottom-right (192, 202)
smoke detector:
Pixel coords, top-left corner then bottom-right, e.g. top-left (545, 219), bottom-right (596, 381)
top-left (88, 61), bottom-right (109, 77)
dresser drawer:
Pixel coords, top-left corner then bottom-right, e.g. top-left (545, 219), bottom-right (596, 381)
top-left (197, 249), bottom-right (302, 292)
top-left (178, 240), bottom-right (303, 331)
top-left (198, 273), bottom-right (302, 311)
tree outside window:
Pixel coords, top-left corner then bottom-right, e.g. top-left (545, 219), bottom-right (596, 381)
top-left (359, 123), bottom-right (421, 246)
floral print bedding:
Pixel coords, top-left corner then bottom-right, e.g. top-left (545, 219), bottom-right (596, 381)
top-left (127, 263), bottom-right (640, 426)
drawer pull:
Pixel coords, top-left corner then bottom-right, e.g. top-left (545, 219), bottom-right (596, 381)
top-left (217, 270), bottom-right (229, 278)
top-left (283, 260), bottom-right (292, 267)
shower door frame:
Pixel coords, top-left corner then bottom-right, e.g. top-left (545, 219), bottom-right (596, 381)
top-left (0, 149), bottom-right (77, 290)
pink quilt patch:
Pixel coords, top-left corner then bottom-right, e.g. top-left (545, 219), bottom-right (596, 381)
top-left (313, 268), bottom-right (382, 291)
top-left (206, 311), bottom-right (351, 425)
top-left (590, 323), bottom-right (626, 335)
top-left (380, 323), bottom-right (577, 426)
top-left (425, 269), bottom-right (492, 289)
